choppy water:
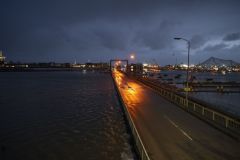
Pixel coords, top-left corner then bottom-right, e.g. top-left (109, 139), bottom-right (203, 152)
top-left (0, 71), bottom-right (135, 160)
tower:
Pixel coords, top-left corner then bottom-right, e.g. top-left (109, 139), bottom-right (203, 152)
top-left (0, 51), bottom-right (6, 65)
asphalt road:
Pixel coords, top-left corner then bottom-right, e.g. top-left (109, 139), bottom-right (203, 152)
top-left (113, 71), bottom-right (240, 160)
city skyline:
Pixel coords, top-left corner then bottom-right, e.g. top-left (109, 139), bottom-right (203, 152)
top-left (1, 0), bottom-right (240, 65)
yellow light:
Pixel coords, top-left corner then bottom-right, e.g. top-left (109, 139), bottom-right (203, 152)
top-left (130, 55), bottom-right (135, 59)
top-left (127, 87), bottom-right (135, 95)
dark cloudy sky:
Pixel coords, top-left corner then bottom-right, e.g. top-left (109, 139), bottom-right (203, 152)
top-left (1, 0), bottom-right (240, 65)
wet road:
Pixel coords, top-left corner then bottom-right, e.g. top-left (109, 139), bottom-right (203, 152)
top-left (113, 71), bottom-right (240, 160)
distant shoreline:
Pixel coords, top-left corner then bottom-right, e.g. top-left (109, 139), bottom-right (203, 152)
top-left (0, 67), bottom-right (110, 72)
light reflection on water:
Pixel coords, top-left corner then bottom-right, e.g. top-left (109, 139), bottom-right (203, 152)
top-left (0, 72), bottom-right (135, 160)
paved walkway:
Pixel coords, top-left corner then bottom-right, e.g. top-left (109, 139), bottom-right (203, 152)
top-left (113, 71), bottom-right (240, 160)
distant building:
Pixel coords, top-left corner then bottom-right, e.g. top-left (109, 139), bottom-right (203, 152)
top-left (0, 51), bottom-right (6, 65)
top-left (85, 63), bottom-right (109, 70)
top-left (128, 63), bottom-right (143, 75)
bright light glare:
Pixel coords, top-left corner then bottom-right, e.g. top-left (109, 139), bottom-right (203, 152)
top-left (143, 63), bottom-right (148, 67)
top-left (180, 64), bottom-right (188, 68)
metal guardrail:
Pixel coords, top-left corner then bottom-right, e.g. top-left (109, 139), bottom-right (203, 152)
top-left (112, 74), bottom-right (151, 160)
top-left (137, 77), bottom-right (240, 137)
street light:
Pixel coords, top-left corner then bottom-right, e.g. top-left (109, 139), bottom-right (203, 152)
top-left (174, 37), bottom-right (191, 106)
top-left (130, 55), bottom-right (135, 59)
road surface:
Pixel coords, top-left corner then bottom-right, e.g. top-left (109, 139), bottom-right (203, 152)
top-left (113, 71), bottom-right (240, 160)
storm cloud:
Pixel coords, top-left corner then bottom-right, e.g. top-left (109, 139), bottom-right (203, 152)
top-left (1, 0), bottom-right (240, 64)
top-left (190, 35), bottom-right (206, 49)
top-left (223, 32), bottom-right (240, 41)
top-left (203, 43), bottom-right (228, 52)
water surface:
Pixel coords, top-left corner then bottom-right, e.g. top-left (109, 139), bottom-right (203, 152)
top-left (0, 71), bottom-right (135, 160)
top-left (153, 71), bottom-right (240, 117)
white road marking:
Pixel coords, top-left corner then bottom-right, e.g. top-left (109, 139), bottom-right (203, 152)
top-left (164, 115), bottom-right (193, 141)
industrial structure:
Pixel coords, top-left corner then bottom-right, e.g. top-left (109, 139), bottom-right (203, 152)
top-left (0, 51), bottom-right (6, 65)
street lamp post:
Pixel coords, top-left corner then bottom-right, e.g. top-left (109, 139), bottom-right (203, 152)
top-left (174, 37), bottom-right (190, 106)
top-left (129, 54), bottom-right (135, 73)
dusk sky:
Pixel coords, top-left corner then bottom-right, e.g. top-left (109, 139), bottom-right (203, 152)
top-left (1, 0), bottom-right (240, 65)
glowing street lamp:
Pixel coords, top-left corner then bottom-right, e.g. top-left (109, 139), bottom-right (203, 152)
top-left (130, 55), bottom-right (135, 59)
top-left (174, 37), bottom-right (191, 106)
